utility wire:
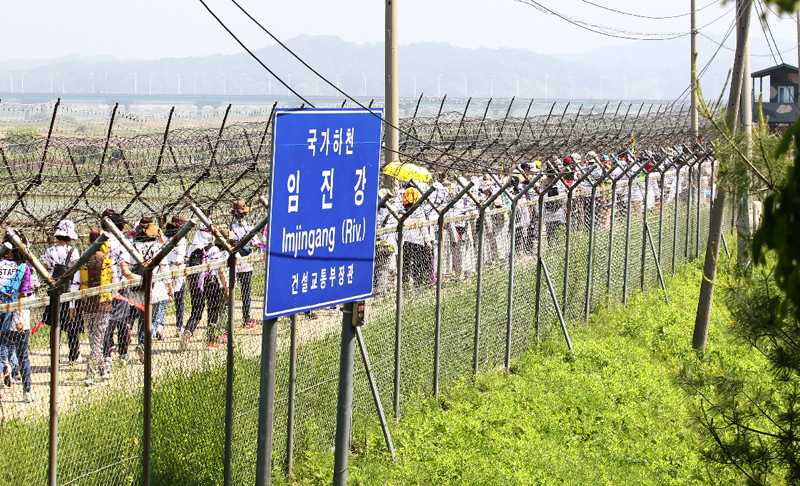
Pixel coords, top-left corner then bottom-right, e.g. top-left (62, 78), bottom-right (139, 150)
top-left (580, 0), bottom-right (719, 20)
top-left (222, 0), bottom-right (505, 173)
top-left (202, 0), bottom-right (707, 173)
top-left (515, 0), bottom-right (687, 40)
top-left (699, 31), bottom-right (797, 57)
top-left (197, 0), bottom-right (314, 106)
top-left (514, 0), bottom-right (731, 41)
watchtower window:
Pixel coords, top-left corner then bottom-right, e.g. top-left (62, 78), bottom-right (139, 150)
top-left (779, 86), bottom-right (795, 103)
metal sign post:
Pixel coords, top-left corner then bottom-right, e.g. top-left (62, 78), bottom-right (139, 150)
top-left (257, 108), bottom-right (383, 486)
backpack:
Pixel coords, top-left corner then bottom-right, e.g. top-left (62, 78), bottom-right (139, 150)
top-left (52, 247), bottom-right (75, 280)
top-left (130, 243), bottom-right (157, 292)
top-left (0, 262), bottom-right (27, 332)
top-left (188, 242), bottom-right (214, 267)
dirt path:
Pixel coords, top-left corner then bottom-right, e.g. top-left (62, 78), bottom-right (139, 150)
top-left (0, 300), bottom-right (342, 421)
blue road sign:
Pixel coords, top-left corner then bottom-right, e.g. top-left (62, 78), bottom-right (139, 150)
top-left (263, 108), bottom-right (384, 319)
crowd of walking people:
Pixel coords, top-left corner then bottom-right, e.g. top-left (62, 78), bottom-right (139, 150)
top-left (0, 149), bottom-right (713, 403)
top-left (375, 150), bottom-right (713, 290)
top-left (0, 200), bottom-right (262, 399)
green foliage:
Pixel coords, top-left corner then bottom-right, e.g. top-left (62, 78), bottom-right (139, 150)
top-left (680, 267), bottom-right (800, 486)
top-left (2, 126), bottom-right (42, 146)
top-left (753, 120), bottom-right (800, 322)
top-left (282, 264), bottom-right (741, 485)
top-left (763, 1), bottom-right (800, 15)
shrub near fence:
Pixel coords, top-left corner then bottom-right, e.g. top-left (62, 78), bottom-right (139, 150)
top-left (0, 142), bottom-right (729, 485)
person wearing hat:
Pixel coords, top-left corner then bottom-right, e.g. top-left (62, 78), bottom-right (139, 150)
top-left (182, 225), bottom-right (230, 351)
top-left (101, 209), bottom-right (136, 367)
top-left (42, 220), bottom-right (83, 364)
top-left (230, 199), bottom-right (260, 329)
top-left (70, 228), bottom-right (113, 385)
top-left (131, 218), bottom-right (173, 363)
top-left (400, 187), bottom-right (434, 288)
top-left (164, 214), bottom-right (189, 337)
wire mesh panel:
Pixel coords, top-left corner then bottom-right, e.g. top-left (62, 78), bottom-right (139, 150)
top-left (507, 197), bottom-right (539, 359)
top-left (0, 298), bottom-right (51, 486)
top-left (435, 206), bottom-right (480, 390)
top-left (479, 204), bottom-right (513, 371)
top-left (1, 97), bottom-right (718, 485)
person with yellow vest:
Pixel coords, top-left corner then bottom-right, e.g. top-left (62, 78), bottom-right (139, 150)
top-left (71, 228), bottom-right (113, 386)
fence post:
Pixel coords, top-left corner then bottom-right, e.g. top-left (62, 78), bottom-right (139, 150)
top-left (534, 191), bottom-right (545, 341)
top-left (622, 161), bottom-right (646, 305)
top-left (657, 162), bottom-right (668, 266)
top-left (640, 165), bottom-right (651, 292)
top-left (685, 163), bottom-right (694, 261)
top-left (540, 257), bottom-right (573, 350)
top-left (129, 220), bottom-right (195, 484)
top-left (143, 268), bottom-right (153, 486)
top-left (286, 314), bottom-right (298, 475)
top-left (694, 159), bottom-right (703, 258)
top-left (646, 222), bottom-right (670, 303)
top-left (583, 171), bottom-right (606, 320)
top-left (393, 221), bottom-right (404, 420)
top-left (672, 164), bottom-right (681, 275)
top-left (534, 174), bottom-right (564, 339)
top-left (606, 180), bottom-right (617, 307)
top-left (333, 301), bottom-right (356, 486)
top-left (473, 208), bottom-right (487, 375)
top-left (47, 286), bottom-right (61, 486)
top-left (355, 326), bottom-right (396, 462)
top-left (255, 317), bottom-right (278, 486)
top-left (622, 172), bottom-right (634, 305)
top-left (224, 252), bottom-right (236, 486)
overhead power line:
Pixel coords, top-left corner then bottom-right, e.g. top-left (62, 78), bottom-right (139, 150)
top-left (197, 0), bottom-right (314, 106)
top-left (698, 31), bottom-right (798, 57)
top-left (514, 0), bottom-right (732, 41)
top-left (214, 0), bottom-right (501, 174)
top-left (580, 0), bottom-right (719, 20)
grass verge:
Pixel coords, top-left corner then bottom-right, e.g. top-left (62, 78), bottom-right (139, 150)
top-left (281, 260), bottom-right (760, 485)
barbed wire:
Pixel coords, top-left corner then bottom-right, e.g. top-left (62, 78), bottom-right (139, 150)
top-left (0, 97), bottom-right (706, 238)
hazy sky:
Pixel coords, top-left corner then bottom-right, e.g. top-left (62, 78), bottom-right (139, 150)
top-left (1, 0), bottom-right (798, 60)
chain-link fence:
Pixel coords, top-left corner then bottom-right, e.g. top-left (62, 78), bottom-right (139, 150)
top-left (0, 99), bottom-right (723, 485)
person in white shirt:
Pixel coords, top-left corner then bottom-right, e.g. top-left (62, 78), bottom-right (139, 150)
top-left (130, 218), bottom-right (173, 363)
top-left (229, 200), bottom-right (260, 329)
top-left (182, 226), bottom-right (230, 351)
top-left (164, 215), bottom-right (189, 337)
top-left (42, 219), bottom-right (82, 363)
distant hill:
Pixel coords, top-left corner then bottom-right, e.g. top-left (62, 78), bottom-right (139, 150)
top-left (0, 34), bottom-right (792, 101)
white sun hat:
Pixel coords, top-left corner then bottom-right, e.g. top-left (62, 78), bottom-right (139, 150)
top-left (54, 220), bottom-right (78, 240)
